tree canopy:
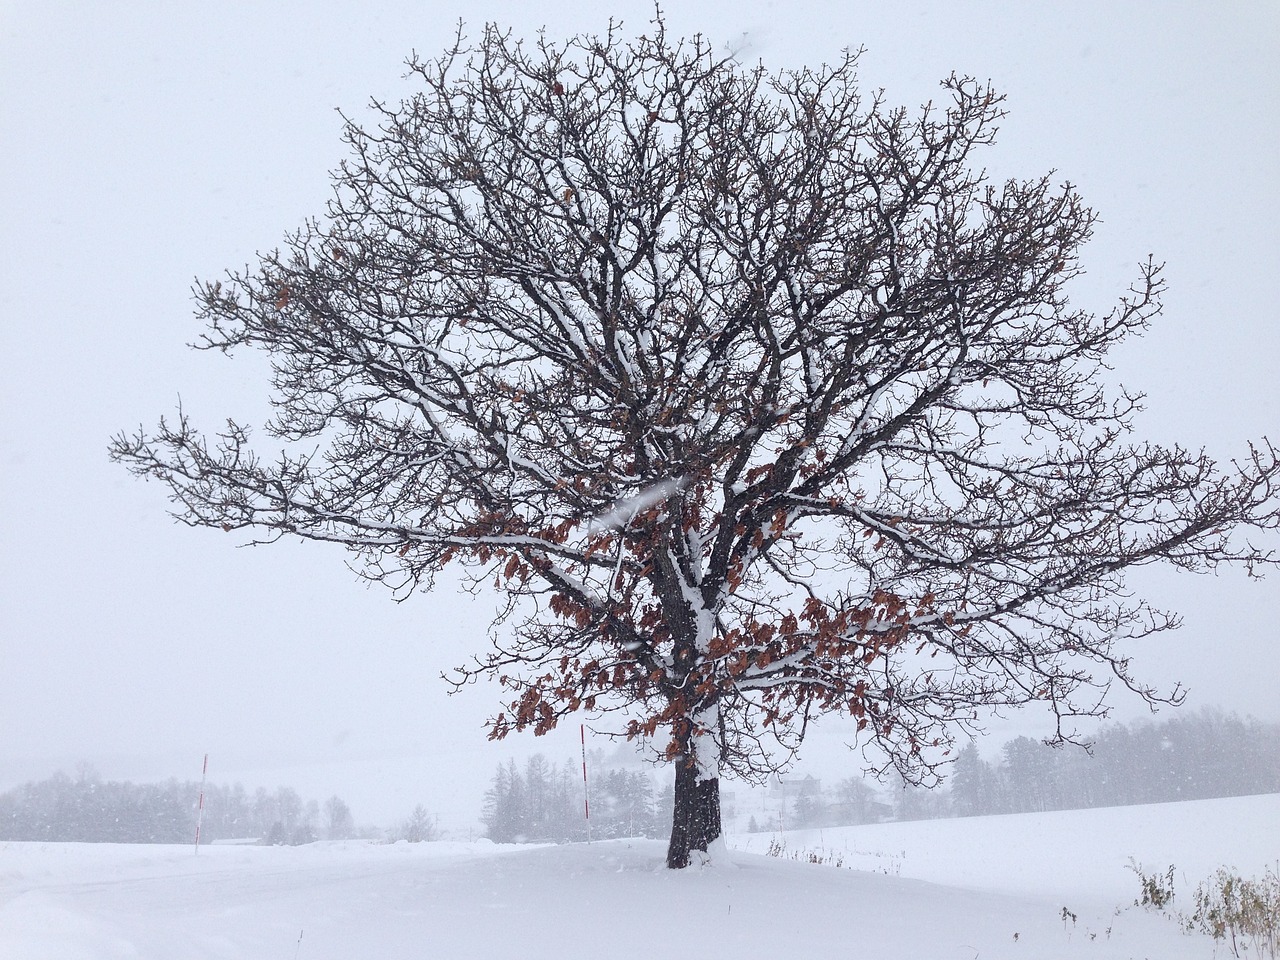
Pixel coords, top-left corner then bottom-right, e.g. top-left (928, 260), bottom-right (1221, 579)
top-left (111, 20), bottom-right (1279, 866)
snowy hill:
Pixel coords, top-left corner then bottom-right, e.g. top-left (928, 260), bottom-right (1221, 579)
top-left (2, 793), bottom-right (1275, 958)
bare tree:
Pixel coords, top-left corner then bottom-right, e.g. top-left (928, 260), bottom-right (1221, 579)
top-left (111, 20), bottom-right (1279, 867)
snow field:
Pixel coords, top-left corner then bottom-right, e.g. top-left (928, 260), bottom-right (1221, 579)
top-left (1, 793), bottom-right (1275, 959)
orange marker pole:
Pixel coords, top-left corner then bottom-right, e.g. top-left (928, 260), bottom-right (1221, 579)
top-left (580, 725), bottom-right (591, 842)
top-left (194, 753), bottom-right (208, 854)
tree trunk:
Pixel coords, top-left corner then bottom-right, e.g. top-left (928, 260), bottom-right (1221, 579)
top-left (665, 754), bottom-right (722, 868)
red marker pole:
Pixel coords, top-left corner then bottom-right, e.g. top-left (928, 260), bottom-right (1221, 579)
top-left (194, 753), bottom-right (208, 854)
top-left (580, 725), bottom-right (591, 842)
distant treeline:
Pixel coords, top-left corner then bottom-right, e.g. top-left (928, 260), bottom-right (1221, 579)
top-left (738, 710), bottom-right (1280, 831)
top-left (482, 754), bottom-right (670, 842)
top-left (942, 710), bottom-right (1280, 819)
top-left (490, 712), bottom-right (1280, 840)
top-left (0, 767), bottom-right (358, 844)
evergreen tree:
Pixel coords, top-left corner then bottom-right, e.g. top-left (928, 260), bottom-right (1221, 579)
top-left (481, 759), bottom-right (526, 843)
top-left (950, 743), bottom-right (992, 817)
top-left (325, 795), bottom-right (355, 840)
top-left (400, 804), bottom-right (436, 842)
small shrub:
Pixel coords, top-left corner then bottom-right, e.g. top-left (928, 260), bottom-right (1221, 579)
top-left (1128, 859), bottom-right (1177, 911)
top-left (1129, 858), bottom-right (1280, 959)
top-left (763, 837), bottom-right (845, 868)
top-left (1185, 865), bottom-right (1280, 959)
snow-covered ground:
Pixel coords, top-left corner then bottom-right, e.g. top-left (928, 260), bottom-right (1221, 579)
top-left (2, 794), bottom-right (1275, 958)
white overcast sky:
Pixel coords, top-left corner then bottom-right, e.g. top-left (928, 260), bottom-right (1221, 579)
top-left (1, 0), bottom-right (1277, 829)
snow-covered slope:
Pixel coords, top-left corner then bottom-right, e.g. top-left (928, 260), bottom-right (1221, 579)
top-left (730, 791), bottom-right (1280, 901)
top-left (2, 794), bottom-right (1275, 959)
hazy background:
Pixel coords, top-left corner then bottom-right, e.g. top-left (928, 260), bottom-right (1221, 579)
top-left (2, 0), bottom-right (1276, 831)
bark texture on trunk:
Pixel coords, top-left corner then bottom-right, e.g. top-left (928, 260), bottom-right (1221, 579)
top-left (665, 755), bottom-right (722, 868)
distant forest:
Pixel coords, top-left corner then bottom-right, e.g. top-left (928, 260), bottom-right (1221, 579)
top-left (482, 754), bottom-right (669, 843)
top-left (805, 709), bottom-right (1280, 828)
top-left (486, 711), bottom-right (1280, 841)
top-left (0, 767), bottom-right (361, 844)
top-left (4, 711), bottom-right (1274, 844)
top-left (942, 709), bottom-right (1280, 819)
